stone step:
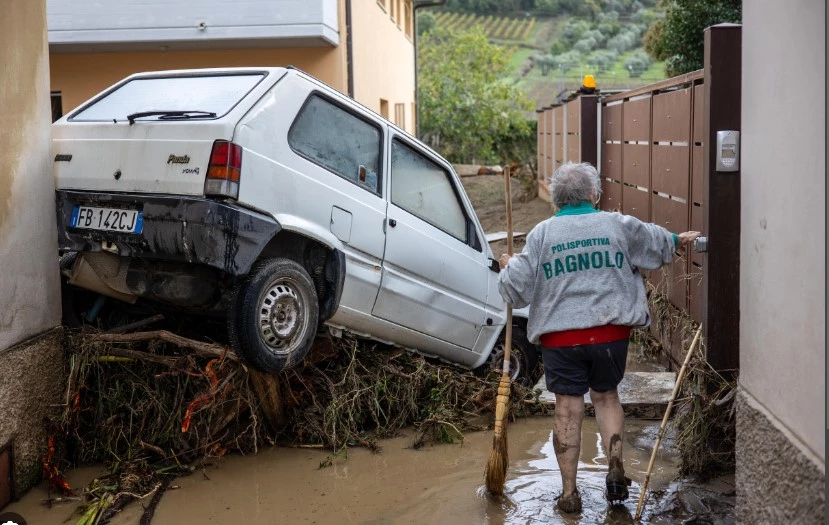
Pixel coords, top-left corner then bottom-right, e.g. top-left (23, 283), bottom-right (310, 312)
top-left (531, 371), bottom-right (677, 419)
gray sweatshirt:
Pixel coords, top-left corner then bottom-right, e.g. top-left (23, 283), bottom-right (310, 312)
top-left (497, 202), bottom-right (678, 344)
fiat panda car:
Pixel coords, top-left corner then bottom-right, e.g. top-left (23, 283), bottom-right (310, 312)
top-left (53, 67), bottom-right (538, 382)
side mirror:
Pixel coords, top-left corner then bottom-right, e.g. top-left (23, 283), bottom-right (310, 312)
top-left (488, 258), bottom-right (501, 273)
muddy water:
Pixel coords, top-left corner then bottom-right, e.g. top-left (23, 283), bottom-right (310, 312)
top-left (9, 417), bottom-right (679, 525)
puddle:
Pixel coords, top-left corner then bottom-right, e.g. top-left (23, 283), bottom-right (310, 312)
top-left (8, 417), bottom-right (685, 525)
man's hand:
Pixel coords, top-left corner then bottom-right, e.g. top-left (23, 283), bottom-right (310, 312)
top-left (499, 253), bottom-right (514, 270)
top-left (677, 231), bottom-right (701, 246)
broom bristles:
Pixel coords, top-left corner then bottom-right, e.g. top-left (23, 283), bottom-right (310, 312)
top-left (485, 376), bottom-right (512, 495)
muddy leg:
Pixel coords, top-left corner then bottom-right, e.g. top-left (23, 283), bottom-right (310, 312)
top-left (590, 388), bottom-right (624, 469)
top-left (553, 394), bottom-right (585, 496)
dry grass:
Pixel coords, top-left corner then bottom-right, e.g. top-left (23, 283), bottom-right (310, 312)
top-left (637, 273), bottom-right (737, 479)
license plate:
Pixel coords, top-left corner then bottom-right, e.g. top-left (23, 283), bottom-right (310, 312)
top-left (70, 205), bottom-right (143, 234)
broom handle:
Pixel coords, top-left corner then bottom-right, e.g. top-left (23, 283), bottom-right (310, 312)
top-left (634, 325), bottom-right (703, 520)
top-left (502, 166), bottom-right (513, 377)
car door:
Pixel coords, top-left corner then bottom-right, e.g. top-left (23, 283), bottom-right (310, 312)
top-left (284, 91), bottom-right (388, 322)
top-left (372, 135), bottom-right (491, 350)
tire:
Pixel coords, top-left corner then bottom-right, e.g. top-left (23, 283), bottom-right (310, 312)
top-left (228, 258), bottom-right (319, 373)
top-left (490, 325), bottom-right (541, 387)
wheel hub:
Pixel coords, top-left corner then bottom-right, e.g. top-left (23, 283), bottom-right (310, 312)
top-left (492, 343), bottom-right (521, 382)
top-left (258, 281), bottom-right (304, 351)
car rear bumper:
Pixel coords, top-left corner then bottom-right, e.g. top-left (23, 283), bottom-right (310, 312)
top-left (56, 190), bottom-right (281, 276)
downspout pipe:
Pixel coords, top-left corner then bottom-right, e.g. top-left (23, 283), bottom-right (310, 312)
top-left (413, 0), bottom-right (446, 136)
top-left (345, 0), bottom-right (354, 98)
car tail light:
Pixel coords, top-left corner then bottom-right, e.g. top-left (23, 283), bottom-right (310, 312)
top-left (205, 140), bottom-right (242, 199)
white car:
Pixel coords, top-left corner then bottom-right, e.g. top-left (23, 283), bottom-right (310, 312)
top-left (53, 67), bottom-right (539, 382)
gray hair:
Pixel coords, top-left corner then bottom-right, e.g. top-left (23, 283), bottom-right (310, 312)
top-left (549, 162), bottom-right (601, 208)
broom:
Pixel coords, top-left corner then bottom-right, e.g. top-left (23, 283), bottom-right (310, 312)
top-left (634, 325), bottom-right (703, 520)
top-left (485, 165), bottom-right (515, 496)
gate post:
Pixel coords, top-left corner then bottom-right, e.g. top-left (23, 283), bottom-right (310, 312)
top-left (702, 24), bottom-right (742, 371)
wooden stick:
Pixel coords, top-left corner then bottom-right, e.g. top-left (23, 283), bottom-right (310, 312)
top-left (634, 325), bottom-right (703, 520)
top-left (87, 330), bottom-right (238, 361)
top-left (503, 164), bottom-right (514, 375)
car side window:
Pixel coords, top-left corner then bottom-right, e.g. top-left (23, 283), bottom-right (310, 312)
top-left (390, 139), bottom-right (468, 242)
top-left (288, 94), bottom-right (381, 194)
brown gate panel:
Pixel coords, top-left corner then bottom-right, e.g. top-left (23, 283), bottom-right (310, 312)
top-left (689, 263), bottom-right (704, 322)
top-left (547, 107), bottom-right (555, 137)
top-left (667, 258), bottom-right (689, 311)
top-left (555, 135), bottom-right (564, 167)
top-left (651, 145), bottom-right (690, 199)
top-left (602, 103), bottom-right (623, 141)
top-left (602, 179), bottom-right (622, 211)
top-left (622, 143), bottom-right (649, 188)
top-left (691, 145), bottom-right (704, 204)
top-left (602, 143), bottom-right (622, 181)
top-left (691, 203), bottom-right (704, 267)
top-left (567, 140), bottom-right (580, 163)
top-left (622, 185), bottom-right (649, 222)
top-left (651, 194), bottom-right (689, 233)
top-left (554, 106), bottom-right (564, 134)
top-left (693, 85), bottom-right (705, 143)
top-left (567, 98), bottom-right (581, 133)
top-left (622, 98), bottom-right (650, 141)
top-left (652, 88), bottom-right (692, 143)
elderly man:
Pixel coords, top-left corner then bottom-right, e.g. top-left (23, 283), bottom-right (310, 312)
top-left (498, 162), bottom-right (699, 513)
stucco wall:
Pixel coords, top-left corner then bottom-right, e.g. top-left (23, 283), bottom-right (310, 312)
top-left (1, 1), bottom-right (61, 348)
top-left (350, 0), bottom-right (415, 133)
top-left (739, 0), bottom-right (825, 463)
top-left (50, 47), bottom-right (348, 114)
top-left (0, 0), bottom-right (65, 498)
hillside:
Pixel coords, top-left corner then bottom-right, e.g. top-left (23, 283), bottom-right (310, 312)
top-left (422, 3), bottom-right (667, 110)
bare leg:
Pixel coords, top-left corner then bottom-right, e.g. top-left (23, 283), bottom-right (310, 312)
top-left (553, 394), bottom-right (585, 497)
top-left (590, 388), bottom-right (624, 471)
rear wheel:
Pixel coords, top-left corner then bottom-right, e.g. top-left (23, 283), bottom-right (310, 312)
top-left (228, 258), bottom-right (319, 373)
top-left (490, 325), bottom-right (541, 387)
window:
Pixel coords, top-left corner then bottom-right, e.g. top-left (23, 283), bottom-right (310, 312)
top-left (390, 0), bottom-right (396, 20)
top-left (288, 94), bottom-right (382, 194)
top-left (391, 139), bottom-right (467, 241)
top-left (380, 99), bottom-right (389, 119)
top-left (50, 92), bottom-right (63, 122)
top-left (394, 103), bottom-right (405, 129)
top-left (70, 73), bottom-right (265, 122)
top-left (411, 102), bottom-right (416, 132)
top-left (404, 1), bottom-right (413, 38)
top-left (396, 0), bottom-right (403, 27)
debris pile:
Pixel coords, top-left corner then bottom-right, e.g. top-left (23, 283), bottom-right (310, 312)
top-left (47, 327), bottom-right (540, 523)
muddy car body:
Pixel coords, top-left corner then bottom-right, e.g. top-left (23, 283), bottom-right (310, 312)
top-left (54, 67), bottom-right (538, 380)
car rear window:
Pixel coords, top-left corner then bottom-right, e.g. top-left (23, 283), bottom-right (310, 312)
top-left (69, 73), bottom-right (266, 122)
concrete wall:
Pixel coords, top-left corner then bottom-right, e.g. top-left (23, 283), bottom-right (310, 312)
top-left (738, 0), bottom-right (825, 521)
top-left (0, 0), bottom-right (65, 498)
top-left (351, 0), bottom-right (415, 133)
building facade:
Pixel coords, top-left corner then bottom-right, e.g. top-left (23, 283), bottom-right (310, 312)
top-left (47, 0), bottom-right (418, 133)
top-left (737, 0), bottom-right (825, 522)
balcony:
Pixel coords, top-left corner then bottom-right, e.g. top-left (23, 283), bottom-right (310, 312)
top-left (48, 0), bottom-right (340, 52)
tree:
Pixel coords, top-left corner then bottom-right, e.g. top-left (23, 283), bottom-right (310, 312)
top-left (624, 50), bottom-right (652, 77)
top-left (418, 27), bottom-right (534, 164)
top-left (417, 12), bottom-right (436, 36)
top-left (644, 0), bottom-right (741, 77)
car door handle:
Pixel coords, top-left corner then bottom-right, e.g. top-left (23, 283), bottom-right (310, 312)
top-left (388, 219), bottom-right (397, 228)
